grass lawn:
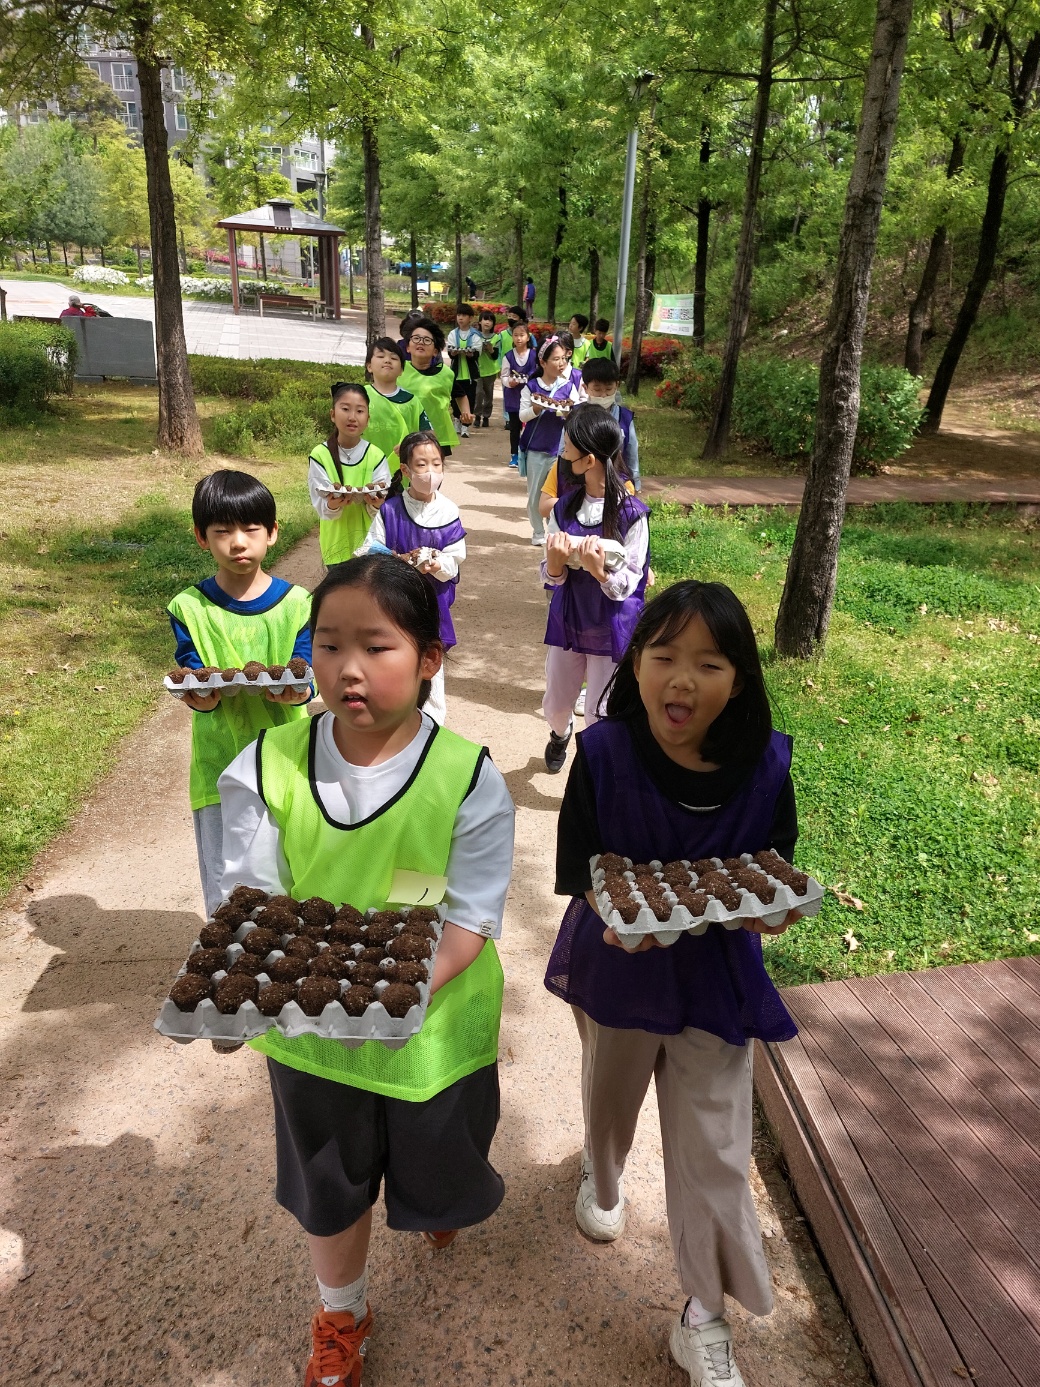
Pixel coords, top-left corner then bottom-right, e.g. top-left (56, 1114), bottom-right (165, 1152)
top-left (650, 501), bottom-right (1040, 986)
top-left (625, 387), bottom-right (795, 478)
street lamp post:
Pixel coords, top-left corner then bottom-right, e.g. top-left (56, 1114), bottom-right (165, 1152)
top-left (612, 75), bottom-right (654, 370)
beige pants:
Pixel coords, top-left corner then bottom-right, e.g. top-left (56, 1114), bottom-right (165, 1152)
top-left (573, 1007), bottom-right (773, 1316)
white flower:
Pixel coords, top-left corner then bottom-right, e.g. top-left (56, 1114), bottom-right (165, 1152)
top-left (72, 266), bottom-right (129, 286)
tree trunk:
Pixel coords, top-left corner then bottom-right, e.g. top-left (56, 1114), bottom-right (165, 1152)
top-left (98, 245), bottom-right (104, 267)
top-left (547, 185), bottom-right (567, 322)
top-left (62, 243), bottom-right (69, 267)
top-left (409, 229), bottom-right (419, 308)
top-left (258, 233), bottom-right (267, 280)
top-left (774, 0), bottom-right (915, 659)
top-left (514, 216), bottom-right (524, 306)
top-left (348, 247), bottom-right (355, 306)
top-left (904, 132), bottom-right (965, 375)
top-left (701, 0), bottom-right (778, 459)
top-left (360, 124), bottom-right (384, 341)
top-left (588, 244), bottom-right (600, 322)
top-left (693, 129), bottom-right (712, 348)
top-left (921, 33), bottom-right (1040, 432)
top-left (136, 243), bottom-right (143, 274)
top-left (46, 242), bottom-right (52, 263)
top-left (135, 42), bottom-right (203, 457)
top-left (455, 212), bottom-right (463, 310)
top-left (626, 138), bottom-right (655, 394)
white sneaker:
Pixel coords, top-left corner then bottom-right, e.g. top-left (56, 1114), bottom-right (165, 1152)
top-left (459, 425), bottom-right (470, 437)
top-left (669, 1316), bottom-right (746, 1387)
top-left (575, 1155), bottom-right (626, 1241)
top-left (531, 534), bottom-right (545, 546)
top-left (574, 687), bottom-right (587, 717)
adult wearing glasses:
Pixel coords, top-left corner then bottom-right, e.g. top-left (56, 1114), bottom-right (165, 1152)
top-left (399, 317), bottom-right (459, 456)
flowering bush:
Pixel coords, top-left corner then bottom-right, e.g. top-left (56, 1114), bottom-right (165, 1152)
top-left (420, 300), bottom-right (510, 325)
top-left (135, 276), bottom-right (287, 301)
top-left (619, 335), bottom-right (683, 379)
top-left (72, 265), bottom-right (129, 287)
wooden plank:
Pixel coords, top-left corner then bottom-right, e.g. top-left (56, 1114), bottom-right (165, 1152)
top-left (945, 962), bottom-right (1040, 1066)
top-left (795, 985), bottom-right (1033, 1385)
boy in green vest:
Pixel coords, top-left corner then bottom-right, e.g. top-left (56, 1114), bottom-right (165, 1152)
top-left (585, 317), bottom-right (614, 361)
top-left (168, 470), bottom-right (312, 914)
top-left (474, 309), bottom-right (500, 427)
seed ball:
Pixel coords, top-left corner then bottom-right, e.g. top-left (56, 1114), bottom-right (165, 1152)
top-left (258, 982), bottom-right (297, 1016)
top-left (615, 899), bottom-right (640, 925)
top-left (359, 946), bottom-right (386, 965)
top-left (363, 921), bottom-right (397, 946)
top-left (332, 903), bottom-right (365, 928)
top-left (212, 903), bottom-right (249, 928)
top-left (299, 897), bottom-right (336, 928)
top-left (266, 894), bottom-right (301, 914)
top-left (287, 656), bottom-right (309, 678)
top-left (229, 885), bottom-right (268, 910)
top-left (405, 907), bottom-right (438, 926)
top-left (387, 934), bottom-right (431, 962)
top-left (677, 890), bottom-right (710, 917)
top-left (285, 936), bottom-right (319, 960)
top-left (723, 857), bottom-right (745, 871)
top-left (229, 954), bottom-right (267, 978)
top-left (267, 664), bottom-right (285, 679)
top-left (242, 660), bottom-right (265, 681)
top-left (242, 927), bottom-right (280, 957)
top-left (253, 906), bottom-right (296, 934)
top-left (367, 910), bottom-right (402, 930)
top-left (297, 977), bottom-right (340, 1016)
top-left (168, 668), bottom-right (190, 684)
top-left (214, 974), bottom-right (258, 1014)
top-left (380, 982), bottom-right (421, 1018)
top-left (690, 859), bottom-right (716, 877)
top-left (221, 668), bottom-right (238, 682)
top-left (400, 919), bottom-right (437, 942)
top-left (351, 961), bottom-right (381, 988)
top-left (269, 956), bottom-right (310, 984)
top-left (311, 952), bottom-right (349, 979)
top-left (343, 985), bottom-right (375, 1017)
top-left (199, 922), bottom-right (233, 950)
top-left (597, 852), bottom-right (627, 874)
top-left (169, 974), bottom-right (212, 1010)
top-left (185, 947), bottom-right (228, 977)
top-left (330, 921), bottom-right (365, 947)
top-left (391, 960), bottom-right (428, 987)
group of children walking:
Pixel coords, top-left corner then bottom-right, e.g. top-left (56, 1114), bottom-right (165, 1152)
top-left (166, 304), bottom-right (801, 1387)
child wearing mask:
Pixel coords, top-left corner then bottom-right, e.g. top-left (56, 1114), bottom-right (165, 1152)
top-left (581, 357), bottom-right (640, 490)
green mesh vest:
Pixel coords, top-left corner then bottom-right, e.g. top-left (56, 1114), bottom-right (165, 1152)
top-left (248, 714), bottom-right (503, 1102)
top-left (400, 362), bottom-right (459, 449)
top-left (310, 439), bottom-right (389, 564)
top-left (167, 583), bottom-right (312, 810)
top-left (363, 386), bottom-right (424, 459)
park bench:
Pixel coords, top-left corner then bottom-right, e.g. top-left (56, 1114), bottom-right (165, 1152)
top-left (257, 293), bottom-right (328, 320)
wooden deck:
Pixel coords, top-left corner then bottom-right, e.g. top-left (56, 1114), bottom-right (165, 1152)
top-left (755, 957), bottom-right (1040, 1387)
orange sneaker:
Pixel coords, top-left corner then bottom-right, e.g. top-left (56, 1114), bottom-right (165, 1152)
top-left (304, 1306), bottom-right (373, 1387)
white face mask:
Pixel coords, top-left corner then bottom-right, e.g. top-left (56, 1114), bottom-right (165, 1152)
top-left (408, 470), bottom-right (443, 497)
top-left (586, 394), bottom-right (614, 409)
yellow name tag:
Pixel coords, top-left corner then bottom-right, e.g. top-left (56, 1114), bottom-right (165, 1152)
top-left (387, 869), bottom-right (448, 906)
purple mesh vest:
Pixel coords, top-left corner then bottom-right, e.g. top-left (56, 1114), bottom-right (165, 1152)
top-left (544, 719), bottom-right (798, 1043)
top-left (544, 494), bottom-right (649, 662)
top-left (379, 494), bottom-right (465, 648)
top-left (502, 348), bottom-right (538, 412)
top-left (519, 377), bottom-right (577, 455)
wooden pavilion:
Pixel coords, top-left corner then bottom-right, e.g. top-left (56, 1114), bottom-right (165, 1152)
top-left (215, 199), bottom-right (345, 320)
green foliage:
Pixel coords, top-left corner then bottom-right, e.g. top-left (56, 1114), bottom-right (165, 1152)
top-left (189, 355), bottom-right (364, 455)
top-left (0, 321), bottom-right (77, 416)
top-left (648, 500), bottom-right (1040, 983)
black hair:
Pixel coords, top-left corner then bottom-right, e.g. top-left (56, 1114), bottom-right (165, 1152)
top-left (387, 430), bottom-right (444, 498)
top-left (399, 309), bottom-right (423, 331)
top-left (559, 404), bottom-right (628, 541)
top-left (582, 355), bottom-right (621, 386)
top-left (330, 381), bottom-right (369, 407)
top-left (477, 309), bottom-right (496, 326)
top-left (404, 316), bottom-right (446, 351)
top-left (193, 469), bottom-right (276, 535)
top-left (508, 306), bottom-right (527, 321)
top-left (557, 330), bottom-right (575, 352)
top-left (538, 336), bottom-right (566, 365)
top-left (605, 581), bottom-right (774, 766)
top-left (510, 320), bottom-right (532, 341)
top-left (570, 312), bottom-right (590, 332)
top-left (458, 303), bottom-right (474, 317)
top-left (365, 336), bottom-right (405, 369)
top-left (594, 318), bottom-right (610, 333)
top-left (309, 555), bottom-right (443, 710)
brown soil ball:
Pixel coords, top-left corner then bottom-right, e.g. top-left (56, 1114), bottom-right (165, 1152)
top-left (215, 974), bottom-right (259, 1014)
top-left (363, 921), bottom-right (398, 946)
top-left (253, 906), bottom-right (297, 934)
top-left (648, 897), bottom-right (674, 923)
top-left (723, 857), bottom-right (745, 871)
top-left (242, 927), bottom-right (281, 957)
top-left (242, 661), bottom-right (265, 681)
top-left (325, 941), bottom-right (356, 960)
top-left (597, 852), bottom-right (627, 875)
top-left (169, 973), bottom-right (212, 1010)
top-left (329, 921), bottom-right (365, 946)
top-left (754, 849), bottom-right (783, 869)
top-left (168, 667), bottom-right (190, 684)
top-left (287, 656), bottom-right (309, 678)
top-left (389, 960), bottom-right (428, 987)
top-left (332, 903), bottom-right (365, 928)
top-left (351, 962), bottom-right (381, 988)
top-left (199, 922), bottom-right (234, 950)
top-left (212, 903), bottom-right (249, 928)
top-left (691, 859), bottom-right (716, 877)
top-left (269, 955), bottom-right (310, 984)
top-left (662, 860), bottom-right (688, 877)
top-left (711, 885), bottom-right (742, 910)
top-left (297, 920), bottom-right (330, 941)
top-left (405, 907), bottom-right (438, 926)
top-left (300, 897), bottom-right (336, 928)
top-left (285, 936), bottom-right (319, 960)
top-left (258, 982), bottom-right (297, 1016)
top-left (696, 871), bottom-right (731, 895)
top-left (229, 884), bottom-right (268, 910)
top-left (661, 866), bottom-right (691, 890)
top-left (784, 870), bottom-right (810, 896)
top-left (400, 919), bottom-right (437, 942)
top-left (387, 934), bottom-right (431, 962)
top-left (197, 666), bottom-right (220, 678)
top-left (367, 909), bottom-right (402, 929)
top-left (267, 894), bottom-right (301, 914)
top-left (360, 946), bottom-right (386, 965)
top-left (380, 982), bottom-right (421, 1018)
top-left (221, 668), bottom-right (239, 682)
top-left (185, 947), bottom-right (229, 977)
top-left (343, 985), bottom-right (375, 1017)
top-left (311, 952), bottom-right (350, 979)
top-left (298, 977), bottom-right (340, 1016)
top-left (614, 899), bottom-right (640, 925)
top-left (229, 955), bottom-right (267, 978)
top-left (267, 664), bottom-right (286, 679)
top-left (677, 890), bottom-right (711, 917)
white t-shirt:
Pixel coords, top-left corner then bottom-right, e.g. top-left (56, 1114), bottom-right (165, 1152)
top-left (217, 711), bottom-right (514, 938)
top-left (357, 490), bottom-right (466, 581)
top-left (308, 439), bottom-right (393, 520)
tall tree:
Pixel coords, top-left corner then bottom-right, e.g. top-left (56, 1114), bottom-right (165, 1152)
top-left (775, 0), bottom-right (915, 659)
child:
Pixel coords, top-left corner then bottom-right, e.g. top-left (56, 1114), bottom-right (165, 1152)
top-left (540, 405), bottom-right (649, 770)
top-left (216, 555), bottom-right (515, 1387)
top-left (399, 317), bottom-right (459, 455)
top-left (309, 383), bottom-right (394, 566)
top-left (544, 581), bottom-right (800, 1387)
top-left (500, 320), bottom-right (538, 469)
top-left (445, 303), bottom-right (481, 438)
top-left (363, 338), bottom-right (432, 459)
top-left (473, 310), bottom-right (500, 428)
top-left (168, 470), bottom-right (312, 915)
top-left (581, 356), bottom-right (641, 490)
top-left (538, 453), bottom-right (635, 525)
top-left (569, 313), bottom-right (591, 367)
top-left (585, 318), bottom-right (614, 361)
top-left (518, 338), bottom-right (586, 545)
top-left (556, 331), bottom-right (585, 392)
top-left (524, 275), bottom-right (536, 313)
top-left (397, 308), bottom-right (424, 357)
top-left (356, 432), bottom-right (466, 725)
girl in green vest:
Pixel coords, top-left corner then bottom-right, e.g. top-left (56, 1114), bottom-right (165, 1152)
top-left (309, 384), bottom-right (395, 567)
top-left (399, 317), bottom-right (459, 455)
top-left (363, 337), bottom-right (432, 459)
top-left (216, 554), bottom-right (515, 1387)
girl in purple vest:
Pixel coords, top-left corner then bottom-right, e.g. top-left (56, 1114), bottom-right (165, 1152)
top-left (357, 432), bottom-right (465, 725)
top-left (545, 579), bottom-right (801, 1387)
top-left (540, 405), bottom-right (649, 771)
top-left (518, 338), bottom-right (586, 544)
top-left (500, 321), bottom-right (538, 470)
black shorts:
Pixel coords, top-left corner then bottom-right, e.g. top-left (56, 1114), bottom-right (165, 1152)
top-left (267, 1059), bottom-right (504, 1236)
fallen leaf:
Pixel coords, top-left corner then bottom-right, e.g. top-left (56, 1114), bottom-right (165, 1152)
top-left (23, 668), bottom-right (36, 676)
top-left (918, 603), bottom-right (928, 615)
top-left (804, 677), bottom-right (815, 688)
top-left (17, 1264), bottom-right (34, 1282)
top-left (842, 930), bottom-right (860, 952)
top-left (880, 724), bottom-right (891, 732)
top-left (1025, 932), bottom-right (1040, 944)
top-left (195, 1127), bottom-right (212, 1145)
top-left (832, 890), bottom-right (865, 911)
top-left (836, 717), bottom-right (849, 726)
top-left (816, 741), bottom-right (824, 751)
top-left (93, 685), bottom-right (106, 693)
top-left (907, 711), bottom-right (922, 722)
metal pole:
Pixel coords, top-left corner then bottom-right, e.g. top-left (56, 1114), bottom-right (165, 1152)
top-left (318, 137), bottom-right (326, 219)
top-left (612, 126), bottom-right (639, 367)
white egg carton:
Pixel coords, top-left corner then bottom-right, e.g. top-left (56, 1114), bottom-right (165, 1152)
top-left (163, 665), bottom-right (313, 699)
top-left (564, 537), bottom-right (627, 573)
top-left (154, 905), bottom-right (440, 1047)
top-left (315, 481), bottom-right (389, 500)
top-left (532, 394), bottom-right (571, 416)
top-left (402, 546), bottom-right (438, 569)
top-left (591, 853), bottom-right (824, 949)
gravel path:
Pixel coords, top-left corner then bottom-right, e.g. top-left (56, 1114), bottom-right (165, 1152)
top-left (0, 426), bottom-right (870, 1386)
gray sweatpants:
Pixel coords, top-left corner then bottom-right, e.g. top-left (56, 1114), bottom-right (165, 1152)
top-left (573, 1007), bottom-right (774, 1316)
top-left (192, 803), bottom-right (225, 917)
top-left (525, 449), bottom-right (557, 540)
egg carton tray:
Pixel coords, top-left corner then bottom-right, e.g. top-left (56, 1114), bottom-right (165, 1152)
top-left (591, 853), bottom-right (824, 949)
top-left (564, 538), bottom-right (626, 573)
top-left (163, 666), bottom-right (313, 698)
top-left (315, 481), bottom-right (389, 500)
top-left (154, 906), bottom-right (440, 1047)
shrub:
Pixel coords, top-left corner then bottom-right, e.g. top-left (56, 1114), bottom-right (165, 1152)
top-left (189, 355), bottom-right (359, 402)
top-left (196, 359), bottom-right (365, 456)
top-left (619, 335), bottom-right (683, 379)
top-left (0, 321), bottom-right (77, 415)
top-left (72, 265), bottom-right (129, 287)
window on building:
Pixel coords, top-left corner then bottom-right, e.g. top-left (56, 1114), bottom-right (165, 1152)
top-left (112, 63), bottom-right (134, 92)
top-left (87, 61), bottom-right (101, 78)
top-left (122, 101), bottom-right (139, 130)
top-left (174, 104), bottom-right (188, 132)
top-left (25, 102), bottom-right (47, 124)
top-left (169, 66), bottom-right (187, 92)
top-left (259, 145), bottom-right (283, 167)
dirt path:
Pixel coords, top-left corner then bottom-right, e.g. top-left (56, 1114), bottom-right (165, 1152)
top-left (0, 426), bottom-right (869, 1387)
